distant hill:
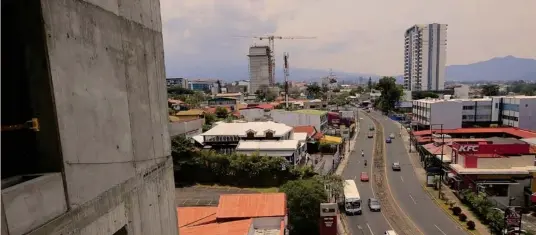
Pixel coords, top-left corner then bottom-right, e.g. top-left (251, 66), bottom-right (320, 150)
top-left (446, 56), bottom-right (536, 81)
top-left (167, 64), bottom-right (380, 83)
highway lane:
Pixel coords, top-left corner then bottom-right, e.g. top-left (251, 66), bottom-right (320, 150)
top-left (369, 111), bottom-right (466, 234)
top-left (342, 115), bottom-right (392, 235)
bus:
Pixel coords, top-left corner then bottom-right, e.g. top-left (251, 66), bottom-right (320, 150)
top-left (343, 180), bottom-right (362, 215)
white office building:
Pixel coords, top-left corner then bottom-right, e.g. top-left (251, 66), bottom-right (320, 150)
top-left (491, 96), bottom-right (536, 130)
top-left (404, 23), bottom-right (447, 91)
top-left (413, 96), bottom-right (536, 131)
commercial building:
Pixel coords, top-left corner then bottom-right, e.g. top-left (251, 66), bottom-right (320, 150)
top-left (177, 193), bottom-right (288, 235)
top-left (1, 0), bottom-right (177, 234)
top-left (235, 138), bottom-right (308, 165)
top-left (271, 109), bottom-right (329, 132)
top-left (448, 141), bottom-right (536, 208)
top-left (413, 96), bottom-right (536, 130)
top-left (491, 96), bottom-right (536, 131)
top-left (248, 46), bottom-right (273, 93)
top-left (404, 23), bottom-right (447, 91)
top-left (167, 77), bottom-right (188, 88)
top-left (188, 79), bottom-right (220, 94)
top-left (169, 117), bottom-right (204, 138)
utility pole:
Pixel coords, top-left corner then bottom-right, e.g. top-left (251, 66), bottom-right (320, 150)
top-left (284, 52), bottom-right (290, 110)
top-left (430, 123), bottom-right (444, 199)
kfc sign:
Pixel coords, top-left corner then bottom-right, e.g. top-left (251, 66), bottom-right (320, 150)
top-left (458, 145), bottom-right (479, 152)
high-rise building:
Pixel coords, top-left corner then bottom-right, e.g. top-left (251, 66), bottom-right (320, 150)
top-left (1, 0), bottom-right (178, 234)
top-left (248, 46), bottom-right (273, 93)
top-left (404, 23), bottom-right (447, 91)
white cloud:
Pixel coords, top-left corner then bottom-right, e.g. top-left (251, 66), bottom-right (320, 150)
top-left (160, 0), bottom-right (536, 76)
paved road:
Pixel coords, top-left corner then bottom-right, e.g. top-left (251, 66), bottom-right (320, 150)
top-left (368, 110), bottom-right (466, 235)
top-left (342, 115), bottom-right (392, 235)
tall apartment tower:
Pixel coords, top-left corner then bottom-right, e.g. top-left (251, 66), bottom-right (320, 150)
top-left (248, 45), bottom-right (273, 93)
top-left (1, 0), bottom-right (178, 234)
top-left (404, 23), bottom-right (448, 91)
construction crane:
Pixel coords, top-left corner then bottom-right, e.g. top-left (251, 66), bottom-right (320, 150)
top-left (236, 35), bottom-right (316, 85)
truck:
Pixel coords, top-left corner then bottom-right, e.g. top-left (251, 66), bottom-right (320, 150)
top-left (343, 180), bottom-right (362, 215)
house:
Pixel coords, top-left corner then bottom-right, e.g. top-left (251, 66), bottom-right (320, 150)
top-left (239, 104), bottom-right (274, 121)
top-left (215, 92), bottom-right (244, 103)
top-left (178, 193), bottom-right (287, 235)
top-left (175, 109), bottom-right (205, 121)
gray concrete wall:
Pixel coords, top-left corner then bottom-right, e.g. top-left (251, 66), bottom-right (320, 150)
top-left (169, 118), bottom-right (204, 137)
top-left (35, 0), bottom-right (177, 234)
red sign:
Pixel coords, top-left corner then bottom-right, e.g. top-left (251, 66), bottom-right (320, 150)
top-left (319, 216), bottom-right (338, 235)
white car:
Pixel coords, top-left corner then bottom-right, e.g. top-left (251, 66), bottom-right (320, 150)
top-left (389, 133), bottom-right (395, 139)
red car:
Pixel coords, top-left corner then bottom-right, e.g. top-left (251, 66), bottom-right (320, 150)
top-left (360, 172), bottom-right (369, 182)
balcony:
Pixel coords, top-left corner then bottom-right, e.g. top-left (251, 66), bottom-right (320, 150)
top-left (1, 173), bottom-right (67, 235)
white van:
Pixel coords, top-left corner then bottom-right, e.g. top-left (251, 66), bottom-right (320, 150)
top-left (384, 230), bottom-right (398, 235)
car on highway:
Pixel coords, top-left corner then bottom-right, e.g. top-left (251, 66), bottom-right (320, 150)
top-left (389, 133), bottom-right (395, 139)
top-left (392, 162), bottom-right (401, 171)
top-left (385, 137), bottom-right (392, 143)
top-left (368, 198), bottom-right (381, 211)
top-left (360, 172), bottom-right (369, 182)
top-left (367, 132), bottom-right (373, 138)
top-left (369, 126), bottom-right (375, 131)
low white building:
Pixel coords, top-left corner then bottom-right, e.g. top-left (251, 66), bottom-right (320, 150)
top-left (270, 109), bottom-right (328, 132)
top-left (235, 139), bottom-right (307, 164)
top-left (413, 96), bottom-right (536, 130)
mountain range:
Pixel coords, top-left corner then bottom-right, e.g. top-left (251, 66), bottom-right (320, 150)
top-left (167, 56), bottom-right (536, 83)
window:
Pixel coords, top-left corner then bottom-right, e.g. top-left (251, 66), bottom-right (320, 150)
top-left (246, 130), bottom-right (256, 139)
top-left (265, 130), bottom-right (274, 138)
top-left (483, 184), bottom-right (509, 197)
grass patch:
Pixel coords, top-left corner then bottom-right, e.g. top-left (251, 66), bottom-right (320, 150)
top-left (196, 183), bottom-right (279, 193)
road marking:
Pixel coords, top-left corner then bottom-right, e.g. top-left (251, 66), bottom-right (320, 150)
top-left (366, 223), bottom-right (374, 235)
top-left (409, 194), bottom-right (417, 204)
top-left (400, 176), bottom-right (404, 182)
top-left (434, 224), bottom-right (447, 235)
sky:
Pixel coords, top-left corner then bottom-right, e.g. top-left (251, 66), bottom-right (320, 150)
top-left (160, 0), bottom-right (536, 77)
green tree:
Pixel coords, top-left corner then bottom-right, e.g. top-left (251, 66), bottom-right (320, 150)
top-left (171, 135), bottom-right (197, 171)
top-left (215, 106), bottom-right (229, 118)
top-left (413, 91), bottom-right (439, 99)
top-left (350, 87), bottom-right (364, 95)
top-left (306, 83), bottom-right (322, 99)
top-left (375, 76), bottom-right (403, 113)
top-left (367, 77), bottom-right (373, 91)
top-left (480, 84), bottom-right (500, 96)
top-left (255, 85), bottom-right (278, 102)
top-left (280, 178), bottom-right (328, 235)
top-left (168, 86), bottom-right (194, 96)
top-left (204, 113), bottom-right (216, 125)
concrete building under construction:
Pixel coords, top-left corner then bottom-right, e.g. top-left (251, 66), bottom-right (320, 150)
top-left (1, 0), bottom-right (178, 234)
top-left (248, 45), bottom-right (273, 93)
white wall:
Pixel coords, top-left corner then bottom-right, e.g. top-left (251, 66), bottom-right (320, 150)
top-left (270, 111), bottom-right (322, 131)
top-left (430, 101), bottom-right (462, 129)
top-left (240, 109), bottom-right (266, 121)
top-left (519, 98), bottom-right (536, 130)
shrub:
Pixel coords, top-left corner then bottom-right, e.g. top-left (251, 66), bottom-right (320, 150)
top-left (467, 220), bottom-right (476, 230)
top-left (459, 213), bottom-right (467, 222)
top-left (452, 207), bottom-right (462, 216)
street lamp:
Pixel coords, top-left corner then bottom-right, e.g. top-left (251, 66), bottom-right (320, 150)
top-left (430, 123), bottom-right (445, 199)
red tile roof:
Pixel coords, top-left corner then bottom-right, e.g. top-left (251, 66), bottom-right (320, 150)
top-left (293, 126), bottom-right (316, 137)
top-left (180, 219), bottom-right (252, 235)
top-left (177, 207), bottom-right (217, 228)
top-left (216, 193), bottom-right (286, 219)
top-left (412, 127), bottom-right (536, 139)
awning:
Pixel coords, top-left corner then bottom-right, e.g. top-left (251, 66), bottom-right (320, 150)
top-left (320, 135), bottom-right (343, 145)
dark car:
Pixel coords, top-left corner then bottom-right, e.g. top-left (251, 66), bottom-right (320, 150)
top-left (367, 132), bottom-right (374, 138)
top-left (369, 126), bottom-right (375, 131)
top-left (385, 138), bottom-right (392, 143)
top-left (392, 162), bottom-right (401, 171)
top-left (368, 198), bottom-right (381, 211)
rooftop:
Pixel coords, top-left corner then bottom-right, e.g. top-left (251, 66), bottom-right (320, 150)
top-left (235, 140), bottom-right (300, 151)
top-left (412, 127), bottom-right (536, 139)
top-left (201, 121), bottom-right (292, 137)
top-left (177, 207), bottom-right (217, 228)
top-left (179, 219), bottom-right (252, 235)
top-left (293, 109), bottom-right (328, 116)
top-left (450, 164), bottom-right (536, 175)
top-left (217, 193), bottom-right (286, 219)
top-left (293, 125), bottom-right (316, 137)
top-left (216, 93), bottom-right (242, 97)
top-left (176, 109), bottom-right (205, 116)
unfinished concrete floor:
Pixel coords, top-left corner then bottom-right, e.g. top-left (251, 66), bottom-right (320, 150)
top-left (175, 185), bottom-right (257, 207)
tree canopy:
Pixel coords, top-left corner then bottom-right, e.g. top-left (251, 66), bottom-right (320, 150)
top-left (306, 83), bottom-right (322, 99)
top-left (280, 178), bottom-right (328, 235)
top-left (215, 106), bottom-right (229, 118)
top-left (413, 91), bottom-right (439, 99)
top-left (507, 81), bottom-right (536, 95)
top-left (374, 76), bottom-right (403, 113)
top-left (480, 84), bottom-right (500, 96)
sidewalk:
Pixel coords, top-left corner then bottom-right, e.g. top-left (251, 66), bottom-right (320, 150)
top-left (396, 122), bottom-right (490, 235)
